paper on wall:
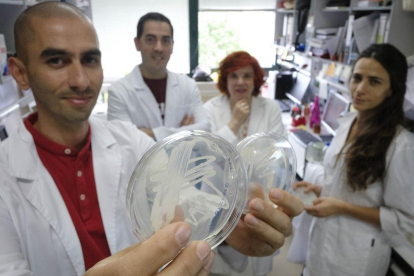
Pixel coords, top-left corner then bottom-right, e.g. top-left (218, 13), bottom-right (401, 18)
top-left (319, 79), bottom-right (328, 99)
top-left (340, 66), bottom-right (352, 84)
top-left (318, 63), bottom-right (329, 80)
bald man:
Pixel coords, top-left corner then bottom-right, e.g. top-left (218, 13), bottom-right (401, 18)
top-left (0, 2), bottom-right (213, 275)
top-left (0, 2), bottom-right (303, 276)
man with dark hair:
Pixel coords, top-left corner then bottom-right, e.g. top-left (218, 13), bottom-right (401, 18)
top-left (0, 3), bottom-right (303, 276)
top-left (107, 12), bottom-right (210, 141)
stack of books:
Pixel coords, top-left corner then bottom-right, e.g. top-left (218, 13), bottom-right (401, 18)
top-left (307, 28), bottom-right (339, 59)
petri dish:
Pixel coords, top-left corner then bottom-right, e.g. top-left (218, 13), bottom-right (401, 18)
top-left (127, 130), bottom-right (248, 249)
top-left (236, 132), bottom-right (297, 211)
top-left (291, 186), bottom-right (317, 206)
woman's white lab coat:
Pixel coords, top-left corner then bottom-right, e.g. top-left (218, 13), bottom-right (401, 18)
top-left (108, 66), bottom-right (210, 141)
top-left (0, 118), bottom-right (155, 276)
top-left (204, 94), bottom-right (287, 276)
top-left (305, 112), bottom-right (414, 276)
top-left (204, 95), bottom-right (287, 145)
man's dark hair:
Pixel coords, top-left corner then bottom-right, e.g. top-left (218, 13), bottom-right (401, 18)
top-left (136, 12), bottom-right (173, 39)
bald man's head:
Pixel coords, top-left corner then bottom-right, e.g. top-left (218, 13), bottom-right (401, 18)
top-left (14, 1), bottom-right (91, 64)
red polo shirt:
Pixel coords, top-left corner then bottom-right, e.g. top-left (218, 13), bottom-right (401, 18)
top-left (24, 113), bottom-right (111, 270)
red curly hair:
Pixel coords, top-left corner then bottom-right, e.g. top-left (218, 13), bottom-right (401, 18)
top-left (217, 51), bottom-right (265, 97)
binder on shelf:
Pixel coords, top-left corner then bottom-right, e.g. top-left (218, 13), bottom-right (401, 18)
top-left (345, 15), bottom-right (354, 47)
top-left (282, 14), bottom-right (295, 46)
top-left (326, 28), bottom-right (343, 59)
top-left (287, 15), bottom-right (295, 46)
top-left (383, 14), bottom-right (391, 43)
top-left (352, 12), bottom-right (379, 53)
top-left (370, 18), bottom-right (380, 44)
top-left (376, 13), bottom-right (388, 44)
top-left (336, 21), bottom-right (348, 60)
top-left (343, 15), bottom-right (354, 63)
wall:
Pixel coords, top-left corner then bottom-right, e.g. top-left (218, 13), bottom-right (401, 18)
top-left (91, 0), bottom-right (189, 81)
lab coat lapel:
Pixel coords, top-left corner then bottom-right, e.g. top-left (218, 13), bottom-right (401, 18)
top-left (90, 119), bottom-right (122, 254)
top-left (248, 97), bottom-right (265, 135)
top-left (132, 66), bottom-right (163, 127)
top-left (214, 95), bottom-right (232, 129)
top-left (331, 112), bottom-right (357, 157)
top-left (8, 122), bottom-right (84, 275)
top-left (164, 70), bottom-right (179, 127)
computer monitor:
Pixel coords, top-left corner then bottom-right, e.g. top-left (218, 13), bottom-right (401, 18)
top-left (285, 71), bottom-right (311, 105)
top-left (321, 91), bottom-right (350, 136)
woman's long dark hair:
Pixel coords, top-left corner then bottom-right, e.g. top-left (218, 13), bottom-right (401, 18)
top-left (344, 44), bottom-right (408, 190)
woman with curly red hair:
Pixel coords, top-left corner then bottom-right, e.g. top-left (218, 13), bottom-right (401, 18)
top-left (204, 52), bottom-right (287, 276)
top-left (204, 51), bottom-right (287, 146)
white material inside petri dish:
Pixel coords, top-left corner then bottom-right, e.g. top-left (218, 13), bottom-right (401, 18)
top-left (236, 132), bottom-right (297, 213)
top-left (127, 130), bottom-right (248, 249)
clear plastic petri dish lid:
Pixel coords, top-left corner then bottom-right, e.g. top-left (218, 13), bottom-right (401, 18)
top-left (236, 132), bottom-right (297, 212)
top-left (127, 130), bottom-right (248, 250)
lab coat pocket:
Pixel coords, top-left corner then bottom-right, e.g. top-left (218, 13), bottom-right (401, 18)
top-left (366, 237), bottom-right (391, 276)
top-left (323, 220), bottom-right (373, 276)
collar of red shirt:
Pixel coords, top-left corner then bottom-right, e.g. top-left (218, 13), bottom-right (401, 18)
top-left (24, 113), bottom-right (92, 159)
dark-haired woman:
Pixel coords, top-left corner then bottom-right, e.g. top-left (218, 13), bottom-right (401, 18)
top-left (294, 44), bottom-right (414, 276)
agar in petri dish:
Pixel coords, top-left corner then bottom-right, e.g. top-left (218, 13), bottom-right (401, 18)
top-left (236, 132), bottom-right (297, 211)
top-left (127, 130), bottom-right (248, 249)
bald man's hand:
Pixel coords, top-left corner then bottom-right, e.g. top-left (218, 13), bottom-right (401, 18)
top-left (225, 189), bottom-right (304, 257)
top-left (84, 223), bottom-right (214, 276)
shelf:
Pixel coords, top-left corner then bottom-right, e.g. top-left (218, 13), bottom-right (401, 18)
top-left (0, 91), bottom-right (34, 120)
top-left (317, 77), bottom-right (349, 94)
top-left (0, 0), bottom-right (24, 5)
top-left (322, 7), bottom-right (351, 12)
top-left (277, 59), bottom-right (311, 77)
top-left (352, 6), bottom-right (392, 12)
top-left (0, 0), bottom-right (39, 7)
top-left (322, 6), bottom-right (392, 13)
top-left (276, 9), bottom-right (296, 14)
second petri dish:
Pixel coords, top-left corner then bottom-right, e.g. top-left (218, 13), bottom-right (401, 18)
top-left (236, 132), bottom-right (297, 211)
top-left (127, 130), bottom-right (248, 249)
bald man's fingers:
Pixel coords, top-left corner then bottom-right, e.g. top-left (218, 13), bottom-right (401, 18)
top-left (160, 241), bottom-right (214, 276)
top-left (119, 222), bottom-right (193, 275)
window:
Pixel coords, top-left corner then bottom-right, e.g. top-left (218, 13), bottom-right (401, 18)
top-left (198, 0), bottom-right (276, 69)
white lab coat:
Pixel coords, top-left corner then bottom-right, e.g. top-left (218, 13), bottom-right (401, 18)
top-left (203, 95), bottom-right (287, 146)
top-left (204, 95), bottom-right (287, 276)
top-left (305, 112), bottom-right (414, 276)
top-left (108, 66), bottom-right (210, 141)
top-left (0, 117), bottom-right (155, 276)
